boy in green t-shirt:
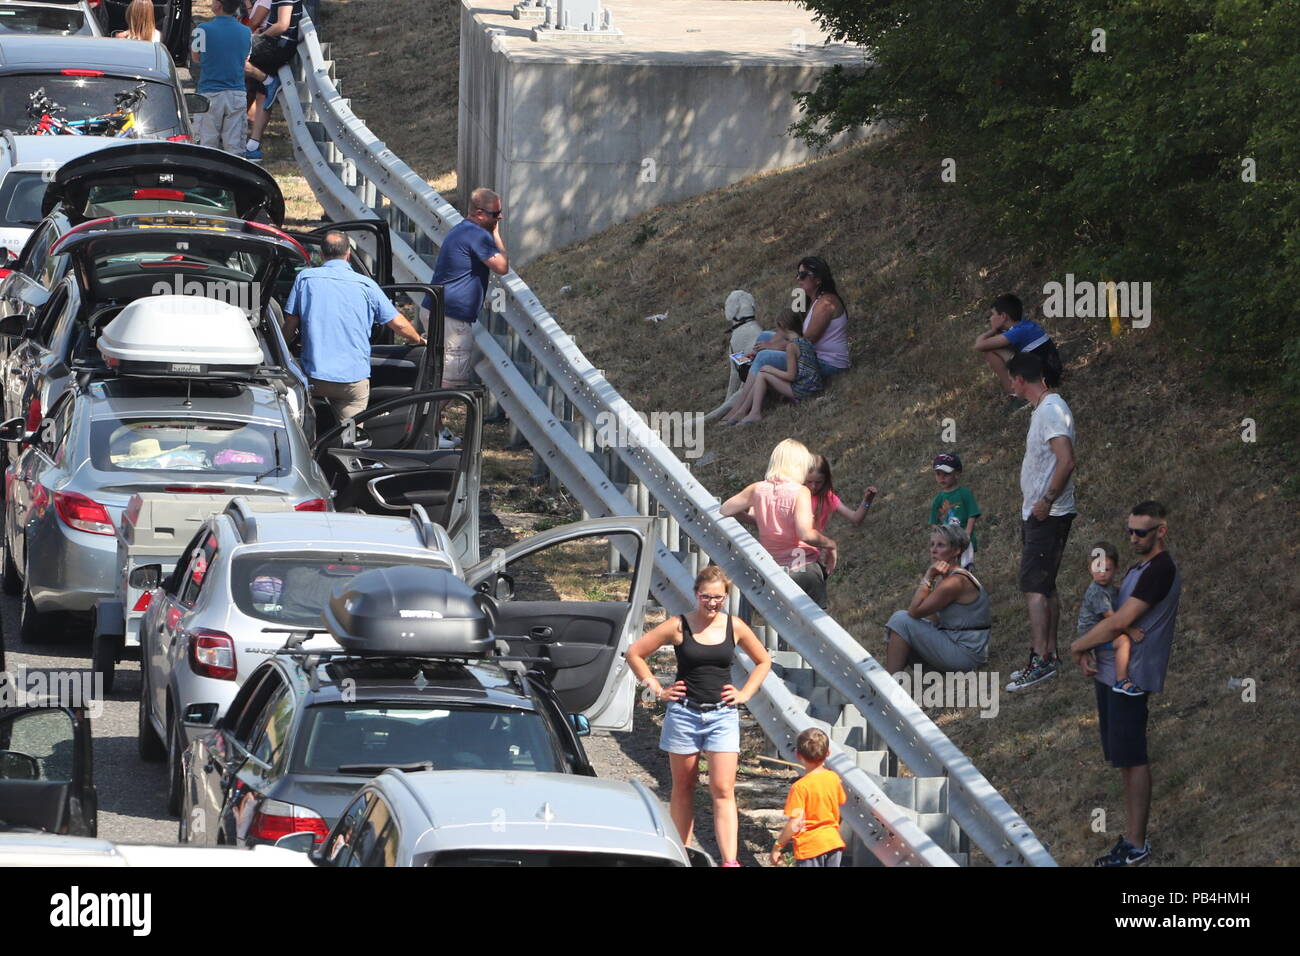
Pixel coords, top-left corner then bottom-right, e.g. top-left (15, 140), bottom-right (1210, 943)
top-left (929, 453), bottom-right (980, 570)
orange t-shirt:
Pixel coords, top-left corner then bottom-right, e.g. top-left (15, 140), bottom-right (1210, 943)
top-left (784, 767), bottom-right (846, 860)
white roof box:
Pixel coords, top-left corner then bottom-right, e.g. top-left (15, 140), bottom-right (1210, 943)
top-left (98, 295), bottom-right (263, 376)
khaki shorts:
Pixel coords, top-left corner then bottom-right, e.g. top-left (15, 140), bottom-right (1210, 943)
top-left (310, 377), bottom-right (369, 424)
top-left (193, 89), bottom-right (247, 155)
top-left (441, 316), bottom-right (476, 388)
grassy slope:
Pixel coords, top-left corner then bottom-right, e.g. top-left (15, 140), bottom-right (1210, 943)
top-left (324, 1), bottom-right (1296, 866)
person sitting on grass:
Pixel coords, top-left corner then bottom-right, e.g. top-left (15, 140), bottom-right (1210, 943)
top-left (722, 309), bottom-right (822, 424)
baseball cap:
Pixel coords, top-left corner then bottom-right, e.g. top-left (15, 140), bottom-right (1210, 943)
top-left (724, 290), bottom-right (756, 322)
top-left (933, 453), bottom-right (962, 473)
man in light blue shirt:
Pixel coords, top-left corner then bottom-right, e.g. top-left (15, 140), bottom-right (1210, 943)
top-left (283, 231), bottom-right (425, 423)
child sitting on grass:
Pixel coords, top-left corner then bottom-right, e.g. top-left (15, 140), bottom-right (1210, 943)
top-left (769, 728), bottom-right (847, 867)
top-left (723, 309), bottom-right (822, 425)
top-left (1078, 541), bottom-right (1145, 695)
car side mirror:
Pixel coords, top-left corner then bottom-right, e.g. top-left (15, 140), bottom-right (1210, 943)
top-left (0, 417), bottom-right (25, 443)
top-left (0, 751), bottom-right (41, 780)
top-left (493, 572), bottom-right (515, 602)
top-left (567, 714), bottom-right (590, 737)
top-left (185, 92), bottom-right (210, 115)
top-left (274, 831), bottom-right (318, 854)
top-left (0, 314), bottom-right (25, 337)
top-left (129, 564), bottom-right (162, 590)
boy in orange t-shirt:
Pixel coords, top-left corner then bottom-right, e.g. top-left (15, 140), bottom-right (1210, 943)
top-left (770, 728), bottom-right (847, 867)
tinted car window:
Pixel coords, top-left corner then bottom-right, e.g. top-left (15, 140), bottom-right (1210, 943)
top-left (77, 232), bottom-right (274, 303)
top-left (14, 220), bottom-right (53, 277)
top-left (0, 170), bottom-right (46, 228)
top-left (324, 792), bottom-right (372, 867)
top-left (83, 184), bottom-right (239, 220)
top-left (0, 76), bottom-right (183, 139)
top-left (179, 532), bottom-right (217, 606)
top-left (0, 6), bottom-right (88, 35)
top-left (293, 706), bottom-right (564, 775)
top-left (90, 418), bottom-right (288, 478)
top-left (233, 554), bottom-right (449, 627)
top-left (353, 799), bottom-right (398, 868)
top-left (250, 684), bottom-right (294, 768)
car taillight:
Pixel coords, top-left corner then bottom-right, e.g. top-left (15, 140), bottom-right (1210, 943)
top-left (62, 69), bottom-right (104, 76)
top-left (24, 398), bottom-right (41, 433)
top-left (249, 800), bottom-right (329, 844)
top-left (133, 591), bottom-right (153, 613)
top-left (133, 188), bottom-right (187, 201)
top-left (53, 491), bottom-right (115, 536)
top-left (187, 629), bottom-right (236, 681)
top-left (167, 135), bottom-right (191, 143)
top-left (294, 498), bottom-right (328, 512)
top-left (0, 269), bottom-right (11, 279)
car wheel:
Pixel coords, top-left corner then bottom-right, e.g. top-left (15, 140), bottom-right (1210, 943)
top-left (137, 669), bottom-right (166, 762)
top-left (1, 540), bottom-right (19, 597)
top-left (166, 711), bottom-right (184, 817)
top-left (91, 633), bottom-right (119, 695)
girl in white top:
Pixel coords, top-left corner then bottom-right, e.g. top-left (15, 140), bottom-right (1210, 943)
top-left (116, 0), bottom-right (160, 42)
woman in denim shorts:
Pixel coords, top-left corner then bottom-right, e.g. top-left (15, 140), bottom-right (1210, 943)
top-left (626, 566), bottom-right (771, 867)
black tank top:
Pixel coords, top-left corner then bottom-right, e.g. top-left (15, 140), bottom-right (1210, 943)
top-left (673, 613), bottom-right (735, 704)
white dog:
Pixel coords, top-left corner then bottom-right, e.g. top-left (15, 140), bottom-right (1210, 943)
top-left (704, 290), bottom-right (761, 422)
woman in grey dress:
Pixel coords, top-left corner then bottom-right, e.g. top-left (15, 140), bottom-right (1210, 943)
top-left (884, 525), bottom-right (991, 672)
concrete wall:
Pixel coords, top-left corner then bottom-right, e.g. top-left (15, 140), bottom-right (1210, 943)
top-left (457, 1), bottom-right (867, 264)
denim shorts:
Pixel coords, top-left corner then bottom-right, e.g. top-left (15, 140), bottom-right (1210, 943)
top-left (659, 701), bottom-right (740, 754)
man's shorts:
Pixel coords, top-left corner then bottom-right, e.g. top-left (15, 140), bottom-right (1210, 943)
top-left (658, 701), bottom-right (740, 755)
top-left (246, 35), bottom-right (298, 103)
top-left (193, 89), bottom-right (247, 155)
top-left (1019, 513), bottom-right (1075, 595)
top-left (310, 377), bottom-right (369, 424)
top-left (1095, 679), bottom-right (1149, 767)
top-left (441, 316), bottom-right (476, 388)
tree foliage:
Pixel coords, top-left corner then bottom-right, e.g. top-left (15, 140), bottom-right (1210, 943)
top-left (794, 0), bottom-right (1300, 395)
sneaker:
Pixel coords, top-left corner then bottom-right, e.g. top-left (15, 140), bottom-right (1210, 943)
top-left (1005, 654), bottom-right (1058, 692)
top-left (1094, 836), bottom-right (1150, 867)
top-left (1112, 678), bottom-right (1146, 696)
top-left (263, 76), bottom-right (282, 110)
top-left (244, 147), bottom-right (263, 162)
top-left (1008, 652), bottom-right (1058, 683)
top-left (722, 859), bottom-right (742, 867)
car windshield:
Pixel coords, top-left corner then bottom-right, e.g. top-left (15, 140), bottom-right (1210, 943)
top-left (83, 184), bottom-right (240, 219)
top-left (293, 705), bottom-right (564, 775)
top-left (0, 6), bottom-right (88, 36)
top-left (0, 75), bottom-right (181, 138)
top-left (90, 417), bottom-right (288, 478)
top-left (0, 170), bottom-right (45, 227)
top-left (233, 554), bottom-right (451, 627)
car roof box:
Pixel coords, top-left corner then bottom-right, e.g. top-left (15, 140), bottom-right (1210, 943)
top-left (98, 295), bottom-right (263, 377)
top-left (324, 566), bottom-right (493, 658)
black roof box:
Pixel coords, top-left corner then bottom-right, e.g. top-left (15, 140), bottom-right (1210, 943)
top-left (323, 566), bottom-right (492, 658)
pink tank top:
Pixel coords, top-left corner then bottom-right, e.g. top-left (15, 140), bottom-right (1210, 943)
top-left (809, 295), bottom-right (850, 369)
top-left (752, 479), bottom-right (813, 568)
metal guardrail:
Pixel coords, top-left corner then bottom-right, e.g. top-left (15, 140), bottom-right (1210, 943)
top-left (278, 13), bottom-right (1054, 867)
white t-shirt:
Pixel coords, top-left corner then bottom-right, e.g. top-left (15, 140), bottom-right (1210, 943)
top-left (1020, 392), bottom-right (1076, 519)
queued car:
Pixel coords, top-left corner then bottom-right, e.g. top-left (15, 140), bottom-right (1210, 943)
top-left (279, 769), bottom-right (711, 867)
top-left (133, 500), bottom-right (465, 814)
top-left (0, 132), bottom-right (121, 260)
top-left (181, 517), bottom-right (655, 845)
top-left (0, 834), bottom-right (312, 866)
top-left (0, 34), bottom-right (204, 139)
top-left (0, 2), bottom-right (104, 38)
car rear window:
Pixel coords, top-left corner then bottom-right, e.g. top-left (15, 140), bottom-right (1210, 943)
top-left (428, 851), bottom-right (676, 867)
top-left (89, 417), bottom-right (289, 478)
top-left (0, 170), bottom-right (45, 228)
top-left (83, 184), bottom-right (240, 219)
top-left (0, 6), bottom-right (88, 36)
top-left (232, 554), bottom-right (450, 627)
top-left (293, 706), bottom-right (564, 775)
top-left (0, 76), bottom-right (182, 138)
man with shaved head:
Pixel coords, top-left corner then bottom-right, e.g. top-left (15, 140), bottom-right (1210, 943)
top-left (284, 230), bottom-right (426, 423)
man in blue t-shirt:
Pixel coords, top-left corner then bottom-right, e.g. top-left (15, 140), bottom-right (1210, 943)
top-left (191, 0), bottom-right (251, 155)
top-left (426, 186), bottom-right (509, 388)
top-left (972, 292), bottom-right (1060, 409)
top-left (1071, 500), bottom-right (1182, 867)
top-left (283, 231), bottom-right (426, 423)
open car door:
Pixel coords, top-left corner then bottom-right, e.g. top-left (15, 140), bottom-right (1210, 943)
top-left (0, 704), bottom-right (96, 836)
top-left (311, 388), bottom-right (482, 564)
top-left (464, 516), bottom-right (657, 732)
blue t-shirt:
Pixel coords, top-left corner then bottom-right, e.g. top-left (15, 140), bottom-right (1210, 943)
top-left (429, 219), bottom-right (499, 322)
top-left (285, 259), bottom-right (397, 382)
top-left (195, 16), bottom-right (252, 94)
top-left (1003, 319), bottom-right (1051, 353)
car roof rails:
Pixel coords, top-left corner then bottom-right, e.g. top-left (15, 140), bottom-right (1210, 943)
top-left (224, 496), bottom-right (301, 543)
top-left (408, 504), bottom-right (457, 559)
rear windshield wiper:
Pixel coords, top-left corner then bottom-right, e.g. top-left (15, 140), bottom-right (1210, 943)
top-left (252, 430), bottom-right (281, 483)
top-left (336, 761), bottom-right (434, 775)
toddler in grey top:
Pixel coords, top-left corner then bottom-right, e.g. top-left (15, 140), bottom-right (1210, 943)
top-left (1078, 542), bottom-right (1145, 695)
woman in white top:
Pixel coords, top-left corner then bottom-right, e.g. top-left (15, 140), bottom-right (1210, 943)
top-left (115, 0), bottom-right (160, 42)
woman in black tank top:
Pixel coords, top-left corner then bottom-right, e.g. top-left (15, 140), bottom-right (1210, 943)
top-left (627, 566), bottom-right (771, 867)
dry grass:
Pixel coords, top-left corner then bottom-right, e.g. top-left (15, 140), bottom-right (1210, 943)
top-left (316, 4), bottom-right (1297, 865)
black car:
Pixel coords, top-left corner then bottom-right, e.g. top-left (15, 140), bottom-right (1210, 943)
top-left (93, 0), bottom-right (192, 66)
top-left (178, 564), bottom-right (627, 847)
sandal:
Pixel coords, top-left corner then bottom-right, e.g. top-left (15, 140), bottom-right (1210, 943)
top-left (1112, 678), bottom-right (1145, 696)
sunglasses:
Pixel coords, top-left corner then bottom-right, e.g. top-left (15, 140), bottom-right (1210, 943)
top-left (1126, 525), bottom-right (1161, 538)
top-left (795, 270), bottom-right (815, 280)
top-left (475, 207), bottom-right (503, 218)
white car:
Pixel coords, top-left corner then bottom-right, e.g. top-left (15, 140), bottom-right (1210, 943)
top-left (0, 2), bottom-right (104, 39)
top-left (0, 134), bottom-right (121, 260)
top-left (0, 833), bottom-right (311, 866)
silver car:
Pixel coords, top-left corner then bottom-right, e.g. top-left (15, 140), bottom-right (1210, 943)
top-left (0, 2), bottom-right (104, 38)
top-left (1, 375), bottom-right (330, 654)
top-left (135, 502), bottom-right (461, 815)
top-left (285, 769), bottom-right (711, 867)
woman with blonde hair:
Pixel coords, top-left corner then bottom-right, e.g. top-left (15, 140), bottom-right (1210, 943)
top-left (626, 564), bottom-right (771, 867)
top-left (116, 0), bottom-right (160, 42)
top-left (719, 438), bottom-right (838, 607)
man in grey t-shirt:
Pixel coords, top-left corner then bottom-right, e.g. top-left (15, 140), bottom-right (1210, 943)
top-left (1071, 500), bottom-right (1182, 867)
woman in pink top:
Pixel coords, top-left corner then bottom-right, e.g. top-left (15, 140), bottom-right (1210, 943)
top-left (720, 439), bottom-right (837, 607)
